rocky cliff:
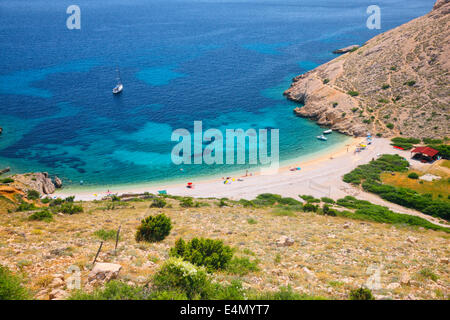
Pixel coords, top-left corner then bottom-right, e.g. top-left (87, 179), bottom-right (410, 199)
top-left (284, 0), bottom-right (449, 138)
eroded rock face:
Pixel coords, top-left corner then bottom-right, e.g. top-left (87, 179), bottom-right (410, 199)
top-left (285, 0), bottom-right (449, 139)
top-left (12, 172), bottom-right (57, 195)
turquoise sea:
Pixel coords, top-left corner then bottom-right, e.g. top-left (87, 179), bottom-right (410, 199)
top-left (0, 0), bottom-right (433, 188)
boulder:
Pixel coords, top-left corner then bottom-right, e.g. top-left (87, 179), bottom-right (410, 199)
top-left (276, 236), bottom-right (294, 247)
top-left (88, 263), bottom-right (122, 283)
top-left (54, 176), bottom-right (63, 188)
top-left (0, 127), bottom-right (2, 135)
top-left (0, 167), bottom-right (10, 175)
top-left (406, 236), bottom-right (418, 244)
top-left (49, 288), bottom-right (68, 300)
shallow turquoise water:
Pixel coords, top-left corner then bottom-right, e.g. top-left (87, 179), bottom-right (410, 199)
top-left (0, 0), bottom-right (433, 188)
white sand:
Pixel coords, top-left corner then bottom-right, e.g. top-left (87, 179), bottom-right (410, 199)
top-left (55, 137), bottom-right (447, 227)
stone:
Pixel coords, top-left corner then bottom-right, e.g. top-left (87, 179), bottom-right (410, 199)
top-left (276, 236), bottom-right (294, 247)
top-left (302, 267), bottom-right (317, 280)
top-left (406, 236), bottom-right (418, 244)
top-left (49, 288), bottom-right (68, 300)
top-left (439, 258), bottom-right (448, 264)
top-left (343, 222), bottom-right (351, 229)
top-left (387, 282), bottom-right (400, 290)
top-left (54, 176), bottom-right (63, 188)
top-left (88, 263), bottom-right (122, 283)
top-left (400, 273), bottom-right (411, 285)
top-left (49, 277), bottom-right (65, 288)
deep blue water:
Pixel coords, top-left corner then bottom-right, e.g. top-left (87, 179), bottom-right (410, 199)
top-left (0, 0), bottom-right (433, 188)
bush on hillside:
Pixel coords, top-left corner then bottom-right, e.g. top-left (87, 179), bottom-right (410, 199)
top-left (28, 209), bottom-right (53, 222)
top-left (349, 287), bottom-right (374, 300)
top-left (150, 197), bottom-right (167, 208)
top-left (0, 265), bottom-right (30, 300)
top-left (135, 214), bottom-right (172, 242)
top-left (169, 238), bottom-right (233, 271)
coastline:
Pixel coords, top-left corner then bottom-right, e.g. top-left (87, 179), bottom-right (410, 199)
top-left (55, 136), bottom-right (359, 201)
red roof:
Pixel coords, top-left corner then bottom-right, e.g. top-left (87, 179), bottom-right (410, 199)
top-left (411, 146), bottom-right (439, 157)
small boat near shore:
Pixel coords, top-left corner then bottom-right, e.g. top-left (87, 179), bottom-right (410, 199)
top-left (323, 129), bottom-right (332, 134)
top-left (317, 135), bottom-right (327, 141)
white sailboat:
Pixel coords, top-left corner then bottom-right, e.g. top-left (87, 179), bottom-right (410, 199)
top-left (317, 135), bottom-right (328, 141)
top-left (323, 129), bottom-right (333, 134)
top-left (112, 68), bottom-right (123, 94)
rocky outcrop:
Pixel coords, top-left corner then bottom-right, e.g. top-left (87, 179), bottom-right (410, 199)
top-left (12, 172), bottom-right (57, 195)
top-left (0, 167), bottom-right (10, 175)
top-left (333, 44), bottom-right (360, 54)
top-left (285, 0), bottom-right (449, 138)
top-left (0, 127), bottom-right (3, 135)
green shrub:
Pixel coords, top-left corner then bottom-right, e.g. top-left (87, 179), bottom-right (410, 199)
top-left (343, 154), bottom-right (409, 185)
top-left (59, 203), bottom-right (83, 214)
top-left (0, 178), bottom-right (14, 184)
top-left (321, 197), bottom-right (335, 204)
top-left (0, 265), bottom-right (30, 300)
top-left (169, 238), bottom-right (233, 272)
top-left (94, 229), bottom-right (117, 241)
top-left (386, 123), bottom-right (394, 129)
top-left (179, 197), bottom-right (199, 208)
top-left (408, 172), bottom-right (419, 179)
top-left (349, 287), bottom-right (374, 300)
top-left (153, 258), bottom-right (210, 299)
top-left (322, 204), bottom-right (337, 216)
top-left (226, 257), bottom-right (260, 275)
top-left (303, 203), bottom-right (318, 212)
top-left (347, 90), bottom-right (359, 97)
top-left (422, 138), bottom-right (443, 145)
top-left (404, 80), bottom-right (416, 86)
top-left (419, 268), bottom-right (438, 281)
top-left (149, 290), bottom-right (188, 300)
top-left (16, 201), bottom-right (36, 212)
top-left (299, 195), bottom-right (320, 203)
top-left (247, 218), bottom-right (257, 224)
top-left (150, 197), bottom-right (167, 208)
top-left (323, 78), bottom-right (330, 84)
top-left (26, 189), bottom-right (40, 200)
top-left (254, 285), bottom-right (325, 300)
top-left (28, 209), bottom-right (53, 222)
top-left (135, 214), bottom-right (172, 243)
top-left (68, 280), bottom-right (144, 300)
top-left (381, 84), bottom-right (390, 89)
top-left (335, 196), bottom-right (449, 232)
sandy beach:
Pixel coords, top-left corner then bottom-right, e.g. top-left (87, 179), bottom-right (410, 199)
top-left (55, 137), bottom-right (446, 226)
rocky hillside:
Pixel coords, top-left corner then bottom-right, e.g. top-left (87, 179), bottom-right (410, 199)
top-left (0, 196), bottom-right (448, 300)
top-left (284, 0), bottom-right (449, 138)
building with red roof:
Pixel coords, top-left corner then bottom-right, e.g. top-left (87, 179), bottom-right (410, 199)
top-left (411, 146), bottom-right (439, 162)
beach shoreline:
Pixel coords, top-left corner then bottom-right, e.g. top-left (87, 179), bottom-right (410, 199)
top-left (55, 136), bottom-right (362, 201)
